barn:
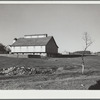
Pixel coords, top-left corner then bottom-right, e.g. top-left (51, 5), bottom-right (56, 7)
top-left (10, 34), bottom-right (58, 57)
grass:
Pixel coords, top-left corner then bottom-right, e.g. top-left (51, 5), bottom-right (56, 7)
top-left (0, 55), bottom-right (100, 89)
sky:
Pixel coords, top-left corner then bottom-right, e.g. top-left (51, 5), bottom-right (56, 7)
top-left (0, 4), bottom-right (100, 53)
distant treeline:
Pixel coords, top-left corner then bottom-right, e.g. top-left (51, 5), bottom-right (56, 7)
top-left (72, 50), bottom-right (91, 55)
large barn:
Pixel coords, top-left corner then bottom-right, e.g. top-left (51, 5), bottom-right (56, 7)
top-left (10, 34), bottom-right (58, 56)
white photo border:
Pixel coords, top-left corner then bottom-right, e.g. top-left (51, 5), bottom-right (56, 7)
top-left (0, 1), bottom-right (100, 99)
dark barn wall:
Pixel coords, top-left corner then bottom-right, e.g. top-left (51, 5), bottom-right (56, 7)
top-left (46, 37), bottom-right (58, 54)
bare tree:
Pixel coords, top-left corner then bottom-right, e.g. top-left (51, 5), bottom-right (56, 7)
top-left (81, 32), bottom-right (93, 74)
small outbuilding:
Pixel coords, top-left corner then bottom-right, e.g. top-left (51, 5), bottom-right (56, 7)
top-left (10, 34), bottom-right (58, 57)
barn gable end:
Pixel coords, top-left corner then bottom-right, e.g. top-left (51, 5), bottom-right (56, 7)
top-left (46, 37), bottom-right (58, 55)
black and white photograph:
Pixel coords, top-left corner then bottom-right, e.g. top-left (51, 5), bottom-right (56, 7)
top-left (0, 1), bottom-right (100, 91)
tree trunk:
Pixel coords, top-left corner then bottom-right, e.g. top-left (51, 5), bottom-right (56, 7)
top-left (81, 52), bottom-right (85, 74)
top-left (82, 63), bottom-right (85, 74)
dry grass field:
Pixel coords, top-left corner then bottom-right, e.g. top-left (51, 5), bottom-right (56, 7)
top-left (0, 55), bottom-right (100, 90)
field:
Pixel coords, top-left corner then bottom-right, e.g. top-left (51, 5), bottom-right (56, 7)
top-left (0, 55), bottom-right (100, 90)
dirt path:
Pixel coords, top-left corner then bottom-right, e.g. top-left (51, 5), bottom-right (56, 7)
top-left (32, 75), bottom-right (100, 84)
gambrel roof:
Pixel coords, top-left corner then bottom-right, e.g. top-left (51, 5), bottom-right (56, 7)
top-left (10, 36), bottom-right (58, 48)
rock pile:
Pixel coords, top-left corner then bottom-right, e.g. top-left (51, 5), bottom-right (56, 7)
top-left (0, 66), bottom-right (65, 77)
top-left (35, 68), bottom-right (52, 74)
top-left (0, 66), bottom-right (54, 76)
top-left (0, 67), bottom-right (36, 76)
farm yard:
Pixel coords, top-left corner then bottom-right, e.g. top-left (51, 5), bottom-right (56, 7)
top-left (0, 55), bottom-right (100, 89)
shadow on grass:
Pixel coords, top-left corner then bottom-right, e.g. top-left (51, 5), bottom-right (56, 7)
top-left (88, 80), bottom-right (100, 90)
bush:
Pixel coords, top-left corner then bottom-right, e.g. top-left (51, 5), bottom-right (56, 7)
top-left (0, 43), bottom-right (10, 54)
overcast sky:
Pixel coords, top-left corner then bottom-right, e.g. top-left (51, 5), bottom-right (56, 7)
top-left (0, 4), bottom-right (100, 53)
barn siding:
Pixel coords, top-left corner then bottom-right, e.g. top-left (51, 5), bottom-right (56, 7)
top-left (46, 37), bottom-right (58, 54)
top-left (11, 46), bottom-right (46, 53)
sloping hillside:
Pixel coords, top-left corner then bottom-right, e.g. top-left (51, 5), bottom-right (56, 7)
top-left (0, 56), bottom-right (100, 89)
